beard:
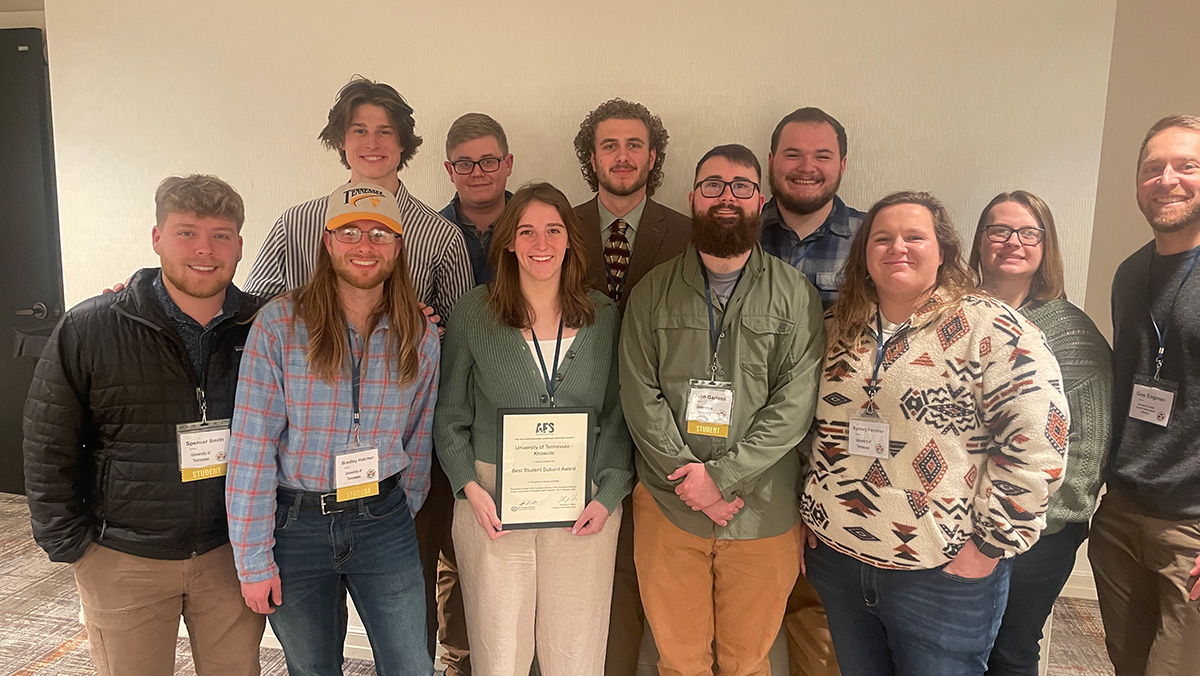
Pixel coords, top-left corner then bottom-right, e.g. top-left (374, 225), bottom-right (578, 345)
top-left (1140, 197), bottom-right (1200, 234)
top-left (597, 163), bottom-right (651, 197)
top-left (331, 252), bottom-right (397, 290)
top-left (768, 165), bottom-right (841, 215)
top-left (161, 261), bottom-right (234, 300)
top-left (691, 204), bottom-right (762, 258)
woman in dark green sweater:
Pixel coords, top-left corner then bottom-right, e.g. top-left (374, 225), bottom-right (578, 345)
top-left (968, 190), bottom-right (1113, 676)
top-left (434, 182), bottom-right (632, 676)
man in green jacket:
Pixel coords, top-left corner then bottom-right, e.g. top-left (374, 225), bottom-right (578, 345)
top-left (619, 144), bottom-right (825, 676)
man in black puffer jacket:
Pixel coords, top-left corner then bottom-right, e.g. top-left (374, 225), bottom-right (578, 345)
top-left (23, 175), bottom-right (265, 676)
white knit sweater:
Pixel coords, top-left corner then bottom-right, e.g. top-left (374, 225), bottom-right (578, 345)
top-left (801, 293), bottom-right (1068, 569)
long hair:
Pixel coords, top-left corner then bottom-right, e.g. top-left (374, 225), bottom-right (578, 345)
top-left (829, 190), bottom-right (973, 351)
top-left (487, 182), bottom-right (595, 329)
top-left (292, 237), bottom-right (426, 385)
top-left (319, 76), bottom-right (423, 171)
top-left (968, 191), bottom-right (1066, 303)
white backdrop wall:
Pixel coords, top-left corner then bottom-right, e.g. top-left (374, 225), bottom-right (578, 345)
top-left (45, 0), bottom-right (1116, 307)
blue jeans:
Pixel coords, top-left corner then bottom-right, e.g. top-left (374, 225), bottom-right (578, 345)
top-left (807, 541), bottom-right (1012, 676)
top-left (267, 485), bottom-right (432, 676)
top-left (986, 521), bottom-right (1088, 676)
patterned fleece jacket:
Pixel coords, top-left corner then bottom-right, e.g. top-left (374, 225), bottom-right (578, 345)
top-left (801, 292), bottom-right (1068, 569)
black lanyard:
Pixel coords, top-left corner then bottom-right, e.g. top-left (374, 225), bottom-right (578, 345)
top-left (866, 311), bottom-right (911, 406)
top-left (349, 330), bottom-right (364, 443)
top-left (702, 267), bottom-right (746, 382)
top-left (1149, 248), bottom-right (1200, 379)
top-left (531, 319), bottom-right (565, 406)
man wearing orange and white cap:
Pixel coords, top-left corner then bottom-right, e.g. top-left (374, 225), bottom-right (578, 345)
top-left (228, 182), bottom-right (440, 676)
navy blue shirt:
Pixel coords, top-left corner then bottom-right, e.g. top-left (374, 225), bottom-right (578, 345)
top-left (152, 270), bottom-right (240, 384)
top-left (439, 192), bottom-right (513, 286)
top-left (760, 195), bottom-right (865, 309)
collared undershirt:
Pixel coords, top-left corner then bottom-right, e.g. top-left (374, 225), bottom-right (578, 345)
top-left (599, 195), bottom-right (648, 251)
top-left (152, 271), bottom-right (238, 382)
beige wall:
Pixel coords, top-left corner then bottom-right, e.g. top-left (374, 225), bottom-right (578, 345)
top-left (44, 0), bottom-right (1116, 306)
top-left (0, 10), bottom-right (44, 30)
top-left (1084, 0), bottom-right (1200, 335)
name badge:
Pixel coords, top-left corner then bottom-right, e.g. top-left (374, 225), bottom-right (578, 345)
top-left (1129, 375), bottom-right (1177, 427)
top-left (848, 413), bottom-right (890, 458)
top-left (335, 444), bottom-right (380, 502)
top-left (685, 380), bottom-right (734, 438)
top-left (177, 419), bottom-right (231, 482)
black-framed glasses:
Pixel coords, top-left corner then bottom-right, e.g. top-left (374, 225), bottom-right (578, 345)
top-left (450, 157), bottom-right (504, 175)
top-left (694, 178), bottom-right (760, 199)
top-left (332, 226), bottom-right (399, 245)
top-left (984, 225), bottom-right (1045, 245)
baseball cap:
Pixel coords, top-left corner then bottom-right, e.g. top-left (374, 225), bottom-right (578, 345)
top-left (325, 183), bottom-right (404, 235)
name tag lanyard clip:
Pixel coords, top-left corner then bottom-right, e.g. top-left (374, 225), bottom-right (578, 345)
top-left (702, 267), bottom-right (746, 383)
top-left (1149, 249), bottom-right (1200, 380)
top-left (531, 318), bottom-right (565, 407)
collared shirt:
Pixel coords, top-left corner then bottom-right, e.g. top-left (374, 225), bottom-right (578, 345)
top-left (760, 195), bottom-right (865, 308)
top-left (599, 195), bottom-right (648, 252)
top-left (438, 192), bottom-right (512, 286)
top-left (151, 271), bottom-right (240, 383)
top-left (226, 296), bottom-right (441, 583)
top-left (619, 245), bottom-right (826, 540)
top-left (244, 179), bottom-right (473, 323)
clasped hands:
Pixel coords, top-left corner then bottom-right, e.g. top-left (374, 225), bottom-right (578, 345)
top-left (668, 462), bottom-right (743, 526)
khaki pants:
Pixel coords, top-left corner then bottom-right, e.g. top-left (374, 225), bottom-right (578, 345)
top-left (72, 543), bottom-right (265, 676)
top-left (453, 463), bottom-right (621, 676)
top-left (633, 484), bottom-right (799, 676)
top-left (782, 573), bottom-right (840, 676)
top-left (1089, 487), bottom-right (1200, 676)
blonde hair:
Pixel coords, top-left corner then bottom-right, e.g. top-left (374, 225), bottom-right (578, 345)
top-left (154, 174), bottom-right (244, 230)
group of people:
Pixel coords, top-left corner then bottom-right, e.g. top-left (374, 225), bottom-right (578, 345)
top-left (19, 75), bottom-right (1200, 676)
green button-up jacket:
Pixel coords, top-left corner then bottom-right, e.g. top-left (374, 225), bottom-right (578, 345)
top-left (619, 244), bottom-right (825, 539)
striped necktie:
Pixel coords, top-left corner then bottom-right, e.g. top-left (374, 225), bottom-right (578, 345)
top-left (604, 218), bottom-right (631, 301)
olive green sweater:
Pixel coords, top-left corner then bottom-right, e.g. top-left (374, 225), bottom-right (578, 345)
top-left (434, 286), bottom-right (633, 512)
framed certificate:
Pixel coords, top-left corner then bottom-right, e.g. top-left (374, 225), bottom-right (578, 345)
top-left (496, 407), bottom-right (595, 529)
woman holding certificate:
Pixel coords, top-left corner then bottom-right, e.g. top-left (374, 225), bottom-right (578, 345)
top-left (799, 191), bottom-right (1069, 676)
top-left (435, 182), bottom-right (632, 676)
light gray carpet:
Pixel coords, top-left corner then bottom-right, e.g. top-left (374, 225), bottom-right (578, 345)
top-left (0, 493), bottom-right (1113, 675)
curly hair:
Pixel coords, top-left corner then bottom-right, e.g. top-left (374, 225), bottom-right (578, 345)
top-left (319, 76), bottom-right (423, 171)
top-left (573, 99), bottom-right (669, 197)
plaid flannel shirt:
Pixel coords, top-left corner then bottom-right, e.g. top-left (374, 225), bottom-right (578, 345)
top-left (226, 295), bottom-right (440, 583)
top-left (759, 195), bottom-right (865, 309)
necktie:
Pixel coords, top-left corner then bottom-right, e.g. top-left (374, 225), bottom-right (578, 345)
top-left (604, 219), bottom-right (631, 301)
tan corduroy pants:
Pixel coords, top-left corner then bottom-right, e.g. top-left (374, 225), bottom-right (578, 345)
top-left (453, 463), bottom-right (621, 676)
top-left (72, 543), bottom-right (265, 676)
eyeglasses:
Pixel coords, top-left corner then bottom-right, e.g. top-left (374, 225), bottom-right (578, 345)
top-left (984, 225), bottom-right (1045, 245)
top-left (694, 179), bottom-right (760, 199)
top-left (331, 226), bottom-right (400, 245)
top-left (450, 157), bottom-right (504, 175)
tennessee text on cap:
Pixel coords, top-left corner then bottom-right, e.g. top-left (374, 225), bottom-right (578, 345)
top-left (325, 183), bottom-right (404, 235)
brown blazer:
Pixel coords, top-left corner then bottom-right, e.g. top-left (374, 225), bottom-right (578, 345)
top-left (574, 196), bottom-right (692, 313)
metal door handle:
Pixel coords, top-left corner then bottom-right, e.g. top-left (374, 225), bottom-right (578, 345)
top-left (15, 302), bottom-right (48, 319)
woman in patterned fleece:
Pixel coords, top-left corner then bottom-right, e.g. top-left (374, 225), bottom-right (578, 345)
top-left (799, 190), bottom-right (1069, 676)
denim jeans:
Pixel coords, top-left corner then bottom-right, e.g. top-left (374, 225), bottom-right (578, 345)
top-left (807, 541), bottom-right (1012, 676)
top-left (986, 521), bottom-right (1088, 676)
top-left (268, 485), bottom-right (432, 676)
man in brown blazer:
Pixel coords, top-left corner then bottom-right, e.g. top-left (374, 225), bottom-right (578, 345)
top-left (572, 98), bottom-right (691, 675)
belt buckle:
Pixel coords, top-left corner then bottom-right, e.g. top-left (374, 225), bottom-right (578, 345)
top-left (319, 492), bottom-right (341, 515)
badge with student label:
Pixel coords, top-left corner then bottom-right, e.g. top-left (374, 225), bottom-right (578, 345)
top-left (177, 419), bottom-right (231, 482)
top-left (685, 379), bottom-right (735, 438)
top-left (848, 412), bottom-right (890, 459)
top-left (335, 444), bottom-right (381, 502)
top-left (1129, 374), bottom-right (1177, 428)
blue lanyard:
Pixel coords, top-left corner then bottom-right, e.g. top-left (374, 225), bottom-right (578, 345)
top-left (702, 267), bottom-right (746, 381)
top-left (866, 311), bottom-right (910, 406)
top-left (530, 319), bottom-right (565, 406)
top-left (1149, 248), bottom-right (1200, 379)
top-left (348, 330), bottom-right (363, 443)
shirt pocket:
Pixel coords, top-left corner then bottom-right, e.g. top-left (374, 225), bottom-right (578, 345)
top-left (814, 272), bottom-right (842, 295)
top-left (739, 315), bottom-right (794, 380)
top-left (652, 313), bottom-right (709, 384)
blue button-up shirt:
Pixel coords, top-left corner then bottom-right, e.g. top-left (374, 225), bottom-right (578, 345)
top-left (760, 195), bottom-right (865, 309)
top-left (439, 192), bottom-right (513, 286)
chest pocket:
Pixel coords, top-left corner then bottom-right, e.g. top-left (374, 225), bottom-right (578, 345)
top-left (653, 313), bottom-right (709, 384)
top-left (739, 315), bottom-right (794, 379)
top-left (814, 272), bottom-right (842, 294)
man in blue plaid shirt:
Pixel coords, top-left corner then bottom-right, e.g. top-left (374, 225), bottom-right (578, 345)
top-left (760, 107), bottom-right (865, 311)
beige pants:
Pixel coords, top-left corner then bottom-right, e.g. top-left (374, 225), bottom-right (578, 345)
top-left (453, 462), bottom-right (621, 676)
top-left (72, 542), bottom-right (264, 676)
top-left (1089, 487), bottom-right (1200, 676)
top-left (634, 483), bottom-right (800, 676)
